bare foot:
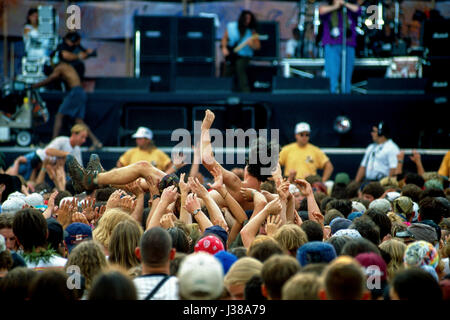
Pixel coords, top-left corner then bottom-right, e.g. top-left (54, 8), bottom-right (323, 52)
top-left (201, 109), bottom-right (215, 130)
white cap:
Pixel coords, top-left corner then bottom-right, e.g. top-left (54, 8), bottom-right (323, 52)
top-left (386, 191), bottom-right (401, 203)
top-left (352, 201), bottom-right (366, 213)
top-left (24, 193), bottom-right (44, 207)
top-left (177, 252), bottom-right (224, 300)
top-left (1, 197), bottom-right (26, 214)
top-left (132, 126), bottom-right (153, 140)
top-left (7, 191), bottom-right (26, 200)
top-left (0, 234), bottom-right (6, 253)
top-left (295, 122), bottom-right (311, 134)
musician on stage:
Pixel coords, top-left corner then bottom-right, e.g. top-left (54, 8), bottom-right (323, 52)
top-left (319, 0), bottom-right (361, 94)
top-left (221, 10), bottom-right (261, 92)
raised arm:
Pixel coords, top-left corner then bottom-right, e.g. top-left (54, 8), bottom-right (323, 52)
top-left (146, 186), bottom-right (178, 230)
top-left (295, 179), bottom-right (324, 227)
top-left (240, 198), bottom-right (282, 248)
top-left (410, 150), bottom-right (425, 176)
top-left (184, 193), bottom-right (214, 233)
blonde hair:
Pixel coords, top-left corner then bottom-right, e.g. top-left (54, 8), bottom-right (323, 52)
top-left (65, 240), bottom-right (107, 289)
top-left (93, 208), bottom-right (140, 249)
top-left (273, 224), bottom-right (308, 256)
top-left (248, 235), bottom-right (275, 251)
top-left (223, 257), bottom-right (263, 288)
top-left (70, 123), bottom-right (88, 134)
top-left (282, 273), bottom-right (322, 300)
top-left (379, 239), bottom-right (406, 280)
top-left (108, 220), bottom-right (143, 270)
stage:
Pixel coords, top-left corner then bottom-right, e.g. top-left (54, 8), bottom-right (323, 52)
top-left (0, 89), bottom-right (447, 178)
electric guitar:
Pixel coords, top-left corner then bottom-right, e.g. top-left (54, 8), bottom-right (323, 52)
top-left (225, 34), bottom-right (259, 64)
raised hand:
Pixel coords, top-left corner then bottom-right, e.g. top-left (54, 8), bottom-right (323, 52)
top-left (409, 149), bottom-right (422, 164)
top-left (288, 169), bottom-right (297, 183)
top-left (293, 212), bottom-right (303, 227)
top-left (212, 218), bottom-right (229, 233)
top-left (72, 212), bottom-right (89, 225)
top-left (43, 190), bottom-right (59, 219)
top-left (261, 190), bottom-right (276, 202)
top-left (310, 210), bottom-right (324, 227)
top-left (123, 180), bottom-right (144, 197)
top-left (118, 195), bottom-right (136, 214)
top-left (188, 177), bottom-right (209, 199)
top-left (277, 179), bottom-right (291, 201)
top-left (397, 151), bottom-right (405, 162)
top-left (145, 176), bottom-right (160, 198)
top-left (160, 213), bottom-right (176, 229)
top-left (178, 173), bottom-right (190, 195)
top-left (265, 197), bottom-right (283, 215)
top-left (184, 193), bottom-right (201, 215)
top-left (265, 214), bottom-right (282, 236)
top-left (160, 185), bottom-right (179, 204)
top-left (207, 166), bottom-right (224, 191)
top-left (294, 179), bottom-right (313, 197)
top-left (105, 190), bottom-right (124, 211)
top-left (172, 152), bottom-right (187, 171)
top-left (55, 198), bottom-right (77, 228)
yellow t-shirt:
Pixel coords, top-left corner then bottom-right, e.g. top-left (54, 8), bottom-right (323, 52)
top-left (119, 147), bottom-right (171, 171)
top-left (279, 142), bottom-right (329, 179)
top-left (438, 151), bottom-right (450, 178)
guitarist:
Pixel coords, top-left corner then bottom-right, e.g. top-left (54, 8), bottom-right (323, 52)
top-left (221, 10), bottom-right (261, 92)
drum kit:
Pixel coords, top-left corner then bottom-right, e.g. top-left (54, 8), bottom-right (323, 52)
top-left (294, 0), bottom-right (407, 58)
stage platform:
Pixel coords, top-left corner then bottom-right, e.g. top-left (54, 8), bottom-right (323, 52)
top-left (26, 90), bottom-right (449, 151)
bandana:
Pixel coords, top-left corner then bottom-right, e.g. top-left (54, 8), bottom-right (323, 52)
top-left (403, 240), bottom-right (439, 269)
top-left (195, 235), bottom-right (224, 255)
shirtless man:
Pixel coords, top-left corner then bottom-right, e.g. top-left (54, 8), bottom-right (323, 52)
top-left (32, 62), bottom-right (103, 149)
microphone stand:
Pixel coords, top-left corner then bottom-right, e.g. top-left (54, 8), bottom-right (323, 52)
top-left (341, 4), bottom-right (347, 94)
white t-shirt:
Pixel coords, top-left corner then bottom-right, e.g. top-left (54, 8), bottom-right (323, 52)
top-left (36, 136), bottom-right (83, 166)
top-left (285, 39), bottom-right (299, 57)
top-left (133, 274), bottom-right (179, 300)
top-left (25, 255), bottom-right (67, 271)
top-left (360, 139), bottom-right (400, 180)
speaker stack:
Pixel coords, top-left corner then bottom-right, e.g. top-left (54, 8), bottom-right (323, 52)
top-left (134, 16), bottom-right (215, 91)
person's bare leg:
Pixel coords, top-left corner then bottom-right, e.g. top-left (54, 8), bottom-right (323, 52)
top-left (53, 113), bottom-right (64, 139)
top-left (75, 118), bottom-right (102, 148)
top-left (201, 109), bottom-right (242, 191)
top-left (96, 161), bottom-right (166, 186)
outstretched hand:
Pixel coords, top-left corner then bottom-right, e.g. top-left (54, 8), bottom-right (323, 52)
top-left (294, 179), bottom-right (313, 197)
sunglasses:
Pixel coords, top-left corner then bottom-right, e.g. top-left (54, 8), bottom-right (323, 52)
top-left (299, 133), bottom-right (310, 137)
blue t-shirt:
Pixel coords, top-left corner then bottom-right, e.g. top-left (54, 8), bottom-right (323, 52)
top-left (227, 21), bottom-right (254, 57)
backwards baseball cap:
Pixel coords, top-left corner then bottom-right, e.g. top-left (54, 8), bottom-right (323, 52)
top-left (194, 235), bottom-right (224, 255)
top-left (355, 252), bottom-right (388, 282)
top-left (64, 223), bottom-right (93, 253)
top-left (1, 197), bottom-right (26, 214)
top-left (132, 126), bottom-right (153, 140)
top-left (24, 193), bottom-right (44, 207)
top-left (177, 252), bottom-right (224, 300)
top-left (295, 122), bottom-right (311, 134)
top-left (368, 199), bottom-right (391, 214)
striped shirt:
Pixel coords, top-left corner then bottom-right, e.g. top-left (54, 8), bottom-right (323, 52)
top-left (133, 274), bottom-right (179, 300)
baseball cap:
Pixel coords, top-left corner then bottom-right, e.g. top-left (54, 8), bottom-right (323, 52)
top-left (64, 223), bottom-right (93, 253)
top-left (214, 251), bottom-right (238, 275)
top-left (396, 223), bottom-right (438, 244)
top-left (295, 122), bottom-right (311, 134)
top-left (1, 197), bottom-right (26, 214)
top-left (329, 217), bottom-right (352, 235)
top-left (194, 235), bottom-right (224, 255)
top-left (296, 241), bottom-right (337, 267)
top-left (393, 196), bottom-right (413, 214)
top-left (24, 193), bottom-right (44, 207)
top-left (368, 199), bottom-right (391, 214)
top-left (177, 252), bottom-right (224, 300)
top-left (132, 126), bottom-right (153, 140)
top-left (351, 201), bottom-right (366, 214)
top-left (335, 172), bottom-right (350, 185)
top-left (355, 252), bottom-right (388, 282)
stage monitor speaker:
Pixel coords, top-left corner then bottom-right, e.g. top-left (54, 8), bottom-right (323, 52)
top-left (272, 76), bottom-right (330, 94)
top-left (253, 21), bottom-right (279, 61)
top-left (367, 78), bottom-right (427, 94)
top-left (247, 64), bottom-right (278, 92)
top-left (94, 77), bottom-right (151, 93)
top-left (134, 16), bottom-right (176, 58)
top-left (139, 58), bottom-right (174, 92)
top-left (422, 18), bottom-right (450, 57)
top-left (177, 17), bottom-right (215, 60)
top-left (176, 61), bottom-right (215, 77)
top-left (175, 77), bottom-right (232, 93)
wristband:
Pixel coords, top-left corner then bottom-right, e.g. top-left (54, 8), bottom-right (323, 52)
top-left (193, 208), bottom-right (201, 216)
